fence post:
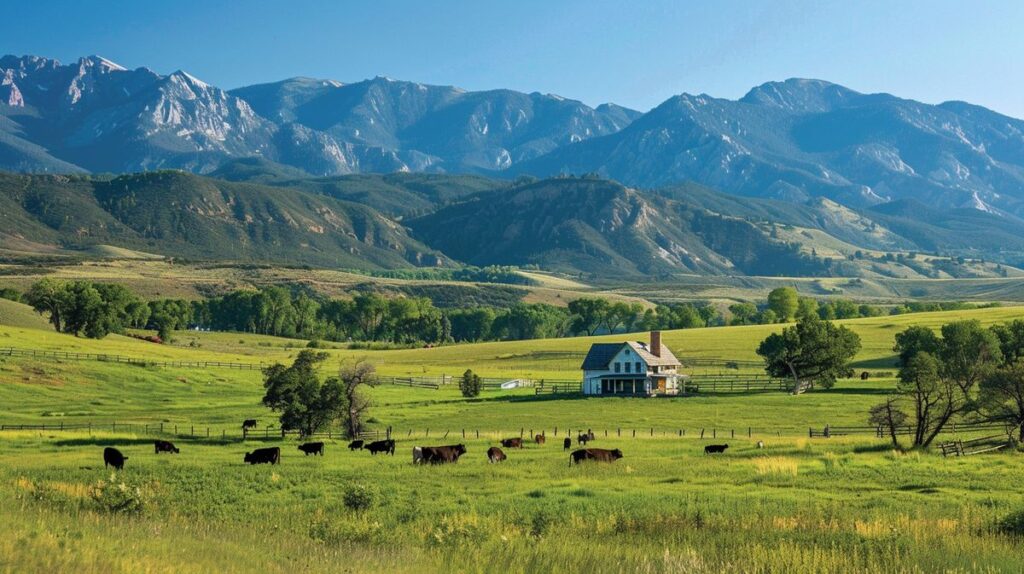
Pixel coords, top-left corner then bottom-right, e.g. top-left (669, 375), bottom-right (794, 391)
top-left (808, 427), bottom-right (812, 438)
top-left (632, 429), bottom-right (635, 438)
top-left (618, 428), bottom-right (621, 437)
top-left (731, 429), bottom-right (734, 439)
top-left (748, 427), bottom-right (751, 438)
top-left (700, 428), bottom-right (705, 439)
top-left (650, 428), bottom-right (653, 437)
top-left (191, 425), bottom-right (194, 436)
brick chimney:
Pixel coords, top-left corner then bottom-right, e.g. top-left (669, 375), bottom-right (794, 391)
top-left (650, 331), bottom-right (661, 357)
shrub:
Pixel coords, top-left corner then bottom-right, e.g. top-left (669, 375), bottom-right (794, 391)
top-left (459, 369), bottom-right (482, 398)
top-left (342, 483), bottom-right (377, 513)
top-left (89, 474), bottom-right (151, 515)
top-left (995, 508), bottom-right (1024, 536)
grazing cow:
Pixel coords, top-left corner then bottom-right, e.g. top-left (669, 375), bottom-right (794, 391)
top-left (364, 439), bottom-right (396, 455)
top-left (413, 446), bottom-right (425, 464)
top-left (487, 446), bottom-right (507, 463)
top-left (242, 419), bottom-right (258, 431)
top-left (563, 437), bottom-right (572, 450)
top-left (154, 440), bottom-right (179, 454)
top-left (103, 447), bottom-right (127, 470)
top-left (756, 440), bottom-right (765, 449)
top-left (297, 442), bottom-right (324, 456)
top-left (569, 448), bottom-right (623, 466)
top-left (418, 444), bottom-right (467, 464)
top-left (348, 440), bottom-right (364, 451)
top-left (577, 433), bottom-right (591, 446)
top-left (244, 446), bottom-right (281, 465)
top-left (704, 444), bottom-right (729, 455)
top-left (500, 438), bottom-right (524, 449)
top-left (534, 434), bottom-right (546, 445)
top-left (860, 371), bottom-right (870, 380)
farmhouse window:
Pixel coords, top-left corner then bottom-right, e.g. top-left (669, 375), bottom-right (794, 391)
top-left (614, 362), bottom-right (621, 373)
top-left (635, 362), bottom-right (642, 373)
top-left (625, 362), bottom-right (632, 373)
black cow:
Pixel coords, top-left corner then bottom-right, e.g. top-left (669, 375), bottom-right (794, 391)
top-left (563, 437), bottom-right (572, 450)
top-left (364, 439), bottom-right (396, 455)
top-left (103, 447), bottom-right (127, 470)
top-left (569, 448), bottom-right (623, 466)
top-left (244, 446), bottom-right (280, 465)
top-left (487, 446), bottom-right (506, 463)
top-left (860, 371), bottom-right (870, 380)
top-left (348, 440), bottom-right (364, 451)
top-left (577, 433), bottom-right (591, 446)
top-left (154, 440), bottom-right (179, 454)
top-left (297, 442), bottom-right (324, 456)
top-left (704, 444), bottom-right (729, 455)
top-left (242, 419), bottom-right (258, 431)
top-left (418, 444), bottom-right (467, 464)
top-left (500, 437), bottom-right (524, 449)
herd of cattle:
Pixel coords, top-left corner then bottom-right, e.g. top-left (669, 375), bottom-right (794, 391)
top-left (100, 424), bottom-right (738, 471)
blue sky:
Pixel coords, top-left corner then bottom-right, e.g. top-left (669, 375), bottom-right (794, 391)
top-left (5, 0), bottom-right (1023, 117)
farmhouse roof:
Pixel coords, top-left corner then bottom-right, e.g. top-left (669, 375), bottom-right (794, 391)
top-left (580, 341), bottom-right (681, 370)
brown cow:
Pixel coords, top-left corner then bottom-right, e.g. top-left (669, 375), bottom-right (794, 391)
top-left (487, 446), bottom-right (506, 463)
top-left (500, 438), bottom-right (523, 449)
top-left (418, 444), bottom-right (467, 464)
top-left (534, 434), bottom-right (546, 445)
top-left (569, 448), bottom-right (623, 466)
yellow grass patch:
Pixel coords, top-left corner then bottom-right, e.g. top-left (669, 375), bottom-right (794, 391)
top-left (753, 456), bottom-right (799, 477)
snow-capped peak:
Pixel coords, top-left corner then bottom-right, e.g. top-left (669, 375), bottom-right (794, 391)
top-left (171, 70), bottom-right (211, 89)
top-left (81, 55), bottom-right (126, 72)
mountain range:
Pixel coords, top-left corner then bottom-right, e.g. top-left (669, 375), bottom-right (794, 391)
top-left (5, 54), bottom-right (1024, 280)
top-left (3, 167), bottom-right (1023, 281)
top-left (5, 55), bottom-right (1024, 218)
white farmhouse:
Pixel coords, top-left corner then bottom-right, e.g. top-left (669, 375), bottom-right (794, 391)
top-left (580, 331), bottom-right (682, 396)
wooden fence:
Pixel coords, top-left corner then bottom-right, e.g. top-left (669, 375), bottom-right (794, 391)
top-left (0, 420), bottom-right (792, 441)
top-left (809, 422), bottom-right (1011, 438)
top-left (938, 434), bottom-right (1011, 457)
top-left (0, 347), bottom-right (264, 371)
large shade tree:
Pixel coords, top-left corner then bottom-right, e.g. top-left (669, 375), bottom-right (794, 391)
top-left (262, 351), bottom-right (346, 438)
top-left (756, 314), bottom-right (861, 394)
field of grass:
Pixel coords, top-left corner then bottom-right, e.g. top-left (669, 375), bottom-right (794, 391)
top-left (3, 303), bottom-right (1024, 572)
top-left (2, 432), bottom-right (1022, 573)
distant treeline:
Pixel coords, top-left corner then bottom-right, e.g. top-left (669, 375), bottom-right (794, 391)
top-left (340, 265), bottom-right (538, 286)
top-left (725, 287), bottom-right (999, 326)
top-left (6, 281), bottom-right (1000, 344)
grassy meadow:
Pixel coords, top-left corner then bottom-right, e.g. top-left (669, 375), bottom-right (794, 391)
top-left (2, 301), bottom-right (1024, 572)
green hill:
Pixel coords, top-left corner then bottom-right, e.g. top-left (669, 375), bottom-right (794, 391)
top-left (0, 171), bottom-right (447, 269)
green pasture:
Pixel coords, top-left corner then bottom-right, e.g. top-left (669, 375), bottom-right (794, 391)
top-left (1, 432), bottom-right (1022, 573)
top-left (3, 302), bottom-right (1024, 572)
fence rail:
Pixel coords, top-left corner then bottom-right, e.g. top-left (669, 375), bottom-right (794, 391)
top-left (0, 347), bottom-right (264, 371)
top-left (3, 419), bottom-right (1015, 447)
top-left (810, 422), bottom-right (1012, 438)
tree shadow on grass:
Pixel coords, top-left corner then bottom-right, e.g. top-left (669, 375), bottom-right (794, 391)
top-left (54, 436), bottom-right (248, 447)
top-left (850, 355), bottom-right (900, 369)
